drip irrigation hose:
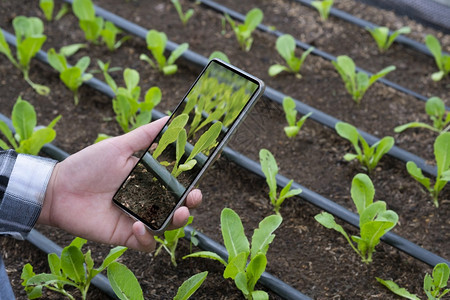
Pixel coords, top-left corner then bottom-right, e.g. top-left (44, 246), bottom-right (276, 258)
top-left (193, 0), bottom-right (447, 107)
top-left (44, 1), bottom-right (442, 178)
top-left (292, 0), bottom-right (450, 58)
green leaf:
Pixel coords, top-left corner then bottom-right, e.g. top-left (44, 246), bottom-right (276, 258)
top-left (275, 34), bottom-right (295, 63)
top-left (268, 64), bottom-right (289, 77)
top-left (146, 30), bottom-right (167, 69)
top-left (60, 43), bottom-right (87, 57)
top-left (12, 97), bottom-right (36, 141)
top-left (40, 0), bottom-right (54, 21)
top-left (376, 277), bottom-right (420, 300)
top-left (75, 56), bottom-right (90, 74)
top-left (48, 253), bottom-right (61, 276)
top-left (17, 35), bottom-right (46, 69)
top-left (72, 0), bottom-right (96, 20)
top-left (360, 219), bottom-right (397, 253)
top-left (282, 97), bottom-right (297, 127)
top-left (0, 28), bottom-right (15, 63)
top-left (432, 263), bottom-right (450, 289)
top-left (406, 161), bottom-right (431, 190)
top-left (394, 122), bottom-right (438, 133)
top-left (335, 122), bottom-right (359, 148)
top-left (152, 114), bottom-right (189, 159)
top-left (47, 48), bottom-right (67, 72)
top-left (167, 42), bottom-right (188, 66)
top-left (251, 290), bottom-right (269, 300)
top-left (61, 67), bottom-right (83, 93)
top-left (107, 262), bottom-right (144, 300)
top-left (21, 263), bottom-right (36, 285)
top-left (61, 245), bottom-right (86, 284)
top-left (224, 252), bottom-right (248, 279)
top-left (96, 246), bottom-right (127, 274)
top-left (221, 208), bottom-right (250, 262)
top-left (209, 51), bottom-right (230, 63)
top-left (173, 271), bottom-right (208, 300)
top-left (368, 65), bottom-right (396, 86)
top-left (69, 237), bottom-right (87, 249)
top-left (245, 8), bottom-right (263, 32)
top-left (251, 214), bottom-right (282, 259)
top-left (0, 120), bottom-right (18, 149)
top-left (185, 121), bottom-right (222, 162)
top-left (434, 132), bottom-right (450, 178)
top-left (124, 68), bottom-right (139, 91)
top-left (371, 136), bottom-right (394, 169)
top-left (359, 201), bottom-right (386, 226)
top-left (259, 149), bottom-right (278, 202)
top-left (246, 254), bottom-right (267, 292)
top-left (426, 35), bottom-right (443, 72)
top-left (235, 272), bottom-right (249, 296)
top-left (183, 251), bottom-right (227, 266)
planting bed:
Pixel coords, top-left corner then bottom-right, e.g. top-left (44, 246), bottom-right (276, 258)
top-left (0, 0), bottom-right (449, 299)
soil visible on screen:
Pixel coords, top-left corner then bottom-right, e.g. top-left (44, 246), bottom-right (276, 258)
top-left (0, 0), bottom-right (449, 299)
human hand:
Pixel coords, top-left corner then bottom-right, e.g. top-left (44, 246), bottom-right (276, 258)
top-left (38, 117), bottom-right (202, 252)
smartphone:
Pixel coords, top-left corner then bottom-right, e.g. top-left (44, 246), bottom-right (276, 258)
top-left (112, 59), bottom-right (265, 234)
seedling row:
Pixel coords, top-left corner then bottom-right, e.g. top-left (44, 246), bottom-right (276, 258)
top-left (0, 0), bottom-right (448, 298)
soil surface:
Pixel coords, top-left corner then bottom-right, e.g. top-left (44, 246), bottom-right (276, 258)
top-left (0, 0), bottom-right (449, 299)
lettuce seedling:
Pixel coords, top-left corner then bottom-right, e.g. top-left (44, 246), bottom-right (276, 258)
top-left (315, 173), bottom-right (399, 263)
top-left (155, 216), bottom-right (194, 266)
top-left (209, 51), bottom-right (230, 63)
top-left (366, 26), bottom-right (411, 52)
top-left (260, 149), bottom-right (302, 214)
top-left (100, 21), bottom-right (130, 51)
top-left (269, 34), bottom-right (314, 78)
top-left (336, 122), bottom-right (394, 173)
top-left (0, 16), bottom-right (50, 95)
top-left (39, 0), bottom-right (54, 21)
top-left (47, 46), bottom-right (92, 105)
top-left (332, 55), bottom-right (395, 104)
top-left (311, 0), bottom-right (334, 21)
top-left (282, 96), bottom-right (312, 138)
top-left (0, 96), bottom-right (61, 155)
top-left (395, 97), bottom-right (450, 134)
top-left (21, 237), bottom-right (142, 300)
top-left (406, 132), bottom-right (450, 207)
top-left (184, 208), bottom-right (283, 300)
top-left (376, 262), bottom-right (450, 300)
top-left (425, 34), bottom-right (450, 81)
top-left (72, 0), bottom-right (104, 43)
top-left (140, 29), bottom-right (188, 75)
top-left (102, 68), bottom-right (161, 133)
top-left (171, 0), bottom-right (194, 26)
top-left (174, 271), bottom-right (208, 300)
top-left (224, 8), bottom-right (263, 52)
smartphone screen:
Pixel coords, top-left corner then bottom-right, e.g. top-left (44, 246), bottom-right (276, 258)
top-left (113, 59), bottom-right (265, 233)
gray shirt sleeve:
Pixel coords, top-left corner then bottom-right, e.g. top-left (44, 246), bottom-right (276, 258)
top-left (0, 150), bottom-right (57, 240)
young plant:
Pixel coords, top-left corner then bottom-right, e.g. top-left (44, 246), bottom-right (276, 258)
top-left (0, 96), bottom-right (61, 155)
top-left (268, 34), bottom-right (314, 78)
top-left (260, 149), bottom-right (302, 214)
top-left (282, 96), bottom-right (312, 138)
top-left (425, 34), bottom-right (450, 81)
top-left (100, 21), bottom-right (130, 51)
top-left (395, 97), bottom-right (450, 134)
top-left (224, 8), bottom-right (263, 52)
top-left (47, 45), bottom-right (92, 105)
top-left (21, 237), bottom-right (144, 300)
top-left (155, 216), bottom-right (193, 266)
top-left (171, 0), bottom-right (194, 26)
top-left (335, 122), bottom-right (394, 173)
top-left (209, 51), bottom-right (230, 63)
top-left (73, 0), bottom-right (104, 43)
top-left (315, 173), bottom-right (399, 263)
top-left (39, 0), bottom-right (54, 21)
top-left (376, 262), bottom-right (450, 300)
top-left (311, 0), bottom-right (334, 21)
top-left (140, 29), bottom-right (189, 75)
top-left (332, 55), bottom-right (395, 104)
top-left (184, 208), bottom-right (283, 300)
top-left (174, 271), bottom-right (208, 300)
top-left (366, 26), bottom-right (411, 52)
top-left (0, 16), bottom-right (50, 95)
top-left (406, 132), bottom-right (450, 207)
top-left (102, 67), bottom-right (161, 133)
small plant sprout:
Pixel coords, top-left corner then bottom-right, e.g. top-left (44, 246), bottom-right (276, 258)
top-left (21, 237), bottom-right (144, 300)
top-left (224, 8), bottom-right (263, 52)
top-left (395, 97), bottom-right (450, 134)
top-left (0, 96), bottom-right (61, 155)
top-left (209, 51), bottom-right (230, 63)
top-left (366, 26), bottom-right (411, 52)
top-left (72, 0), bottom-right (104, 43)
top-left (100, 21), bottom-right (130, 51)
top-left (174, 272), bottom-right (208, 300)
top-left (332, 55), bottom-right (395, 104)
top-left (184, 208), bottom-right (283, 300)
top-left (0, 16), bottom-right (50, 95)
top-left (311, 0), bottom-right (334, 21)
top-left (425, 34), bottom-right (450, 81)
top-left (140, 29), bottom-right (189, 75)
top-left (155, 216), bottom-right (194, 266)
top-left (282, 97), bottom-right (312, 138)
top-left (102, 67), bottom-right (161, 133)
top-left (47, 45), bottom-right (92, 105)
top-left (171, 0), bottom-right (194, 26)
top-left (406, 132), bottom-right (450, 207)
top-left (260, 149), bottom-right (302, 214)
top-left (315, 173), bottom-right (399, 264)
top-left (39, 0), bottom-right (54, 21)
top-left (268, 34), bottom-right (314, 78)
top-left (335, 122), bottom-right (394, 173)
top-left (376, 262), bottom-right (450, 300)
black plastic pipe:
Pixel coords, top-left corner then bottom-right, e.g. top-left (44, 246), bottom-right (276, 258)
top-left (194, 0), bottom-right (446, 107)
top-left (293, 0), bottom-right (450, 58)
top-left (51, 2), bottom-right (440, 177)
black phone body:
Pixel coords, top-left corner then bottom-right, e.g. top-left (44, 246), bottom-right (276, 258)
top-left (112, 59), bottom-right (265, 234)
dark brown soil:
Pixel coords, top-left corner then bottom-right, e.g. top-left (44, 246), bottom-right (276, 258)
top-left (0, 0), bottom-right (449, 299)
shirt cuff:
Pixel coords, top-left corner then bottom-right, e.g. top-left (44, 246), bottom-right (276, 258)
top-left (0, 154), bottom-right (56, 240)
